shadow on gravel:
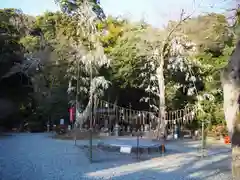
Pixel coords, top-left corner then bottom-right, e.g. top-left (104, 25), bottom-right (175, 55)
top-left (81, 140), bottom-right (231, 179)
top-left (84, 153), bottom-right (231, 180)
top-left (59, 136), bottom-right (231, 179)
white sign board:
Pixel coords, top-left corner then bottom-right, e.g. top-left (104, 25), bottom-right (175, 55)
top-left (60, 119), bottom-right (64, 125)
top-left (120, 146), bottom-right (132, 154)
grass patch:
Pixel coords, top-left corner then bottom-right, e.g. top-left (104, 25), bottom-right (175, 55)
top-left (0, 133), bottom-right (12, 138)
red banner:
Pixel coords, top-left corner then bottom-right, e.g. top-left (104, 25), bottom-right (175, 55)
top-left (69, 107), bottom-right (75, 122)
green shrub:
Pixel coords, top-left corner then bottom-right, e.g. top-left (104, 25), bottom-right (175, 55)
top-left (28, 121), bottom-right (44, 132)
top-left (55, 125), bottom-right (67, 135)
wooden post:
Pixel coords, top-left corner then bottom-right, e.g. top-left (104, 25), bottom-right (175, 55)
top-left (201, 120), bottom-right (205, 158)
top-left (137, 131), bottom-right (140, 160)
top-left (129, 103), bottom-right (132, 131)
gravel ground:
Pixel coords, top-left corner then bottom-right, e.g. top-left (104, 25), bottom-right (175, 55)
top-left (0, 133), bottom-right (232, 180)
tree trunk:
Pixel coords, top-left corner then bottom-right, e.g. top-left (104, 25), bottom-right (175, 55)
top-left (232, 145), bottom-right (240, 179)
top-left (156, 64), bottom-right (166, 140)
top-left (222, 71), bottom-right (240, 179)
top-left (76, 96), bottom-right (93, 128)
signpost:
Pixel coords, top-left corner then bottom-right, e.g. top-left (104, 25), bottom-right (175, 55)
top-left (69, 107), bottom-right (74, 122)
top-left (69, 107), bottom-right (75, 129)
top-left (60, 119), bottom-right (64, 125)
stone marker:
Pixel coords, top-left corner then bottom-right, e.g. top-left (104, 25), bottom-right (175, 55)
top-left (120, 146), bottom-right (132, 154)
top-left (113, 123), bottom-right (120, 136)
top-left (127, 126), bottom-right (131, 132)
top-left (145, 124), bottom-right (150, 132)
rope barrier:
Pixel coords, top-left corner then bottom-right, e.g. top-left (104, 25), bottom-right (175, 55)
top-left (94, 97), bottom-right (196, 129)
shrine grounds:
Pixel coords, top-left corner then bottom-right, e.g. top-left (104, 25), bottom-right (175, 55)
top-left (0, 133), bottom-right (232, 180)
